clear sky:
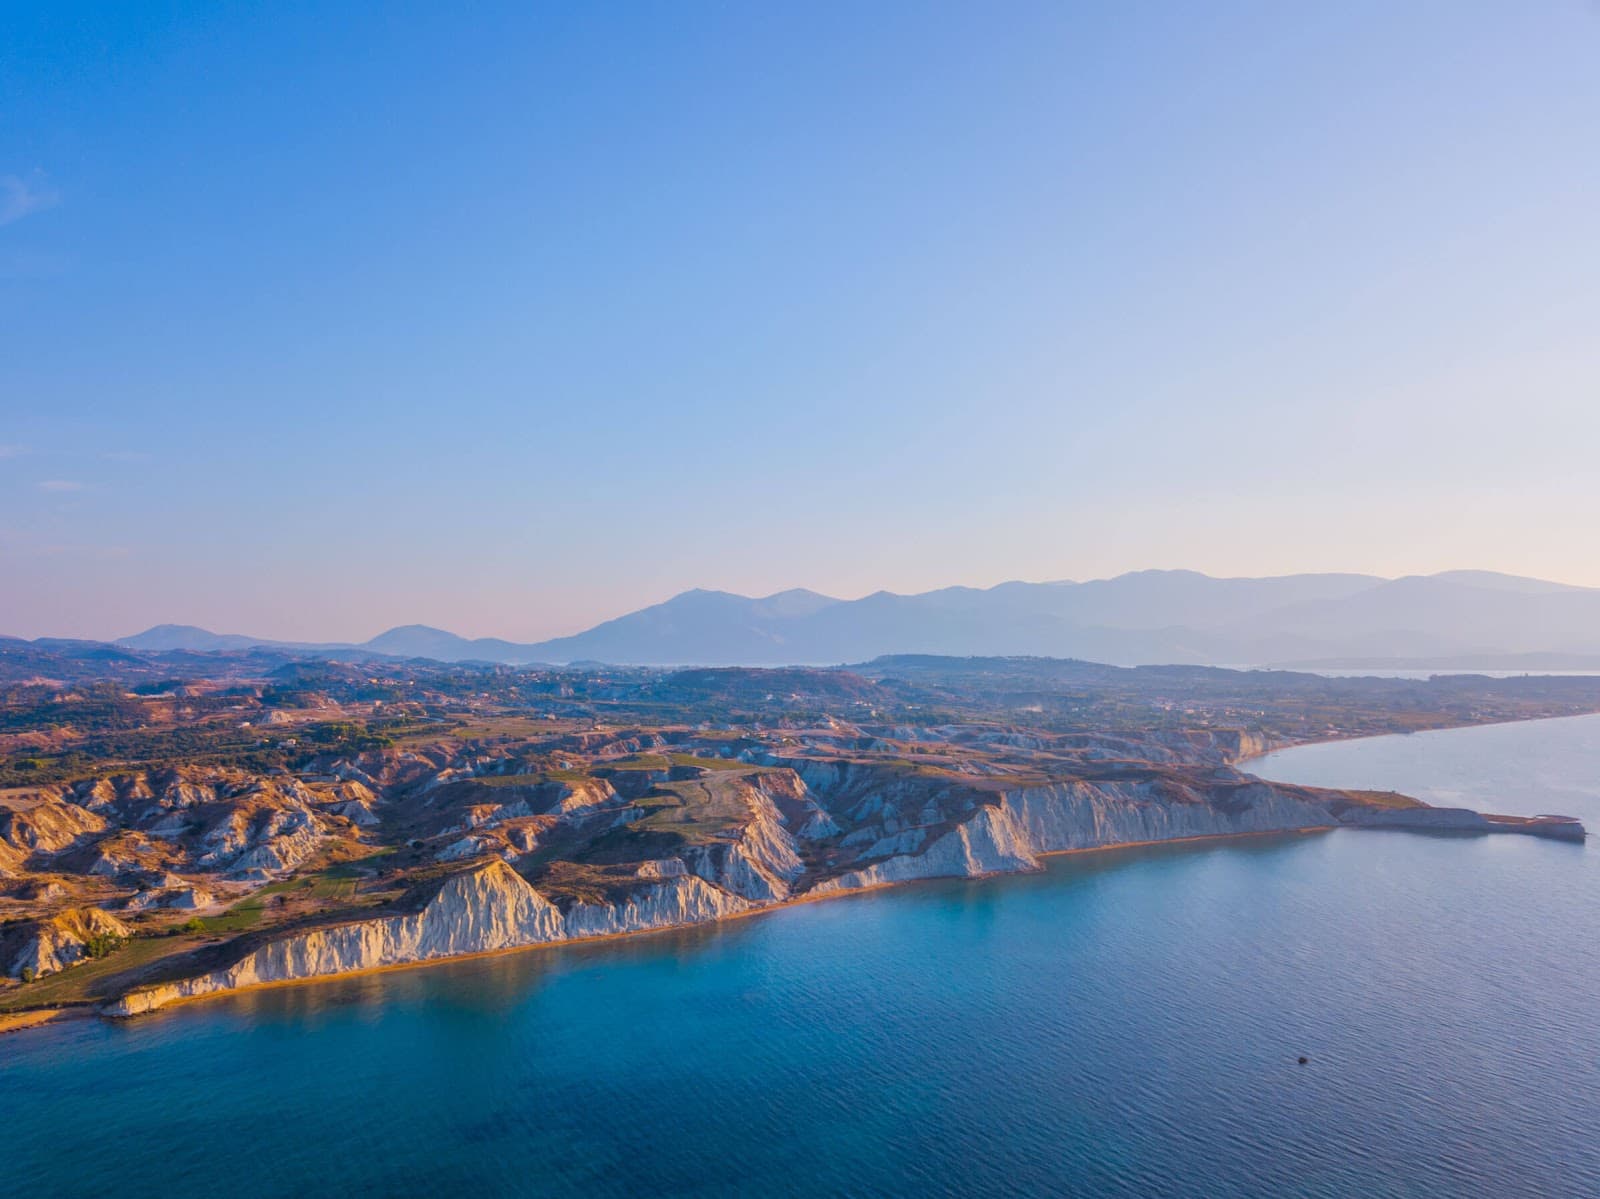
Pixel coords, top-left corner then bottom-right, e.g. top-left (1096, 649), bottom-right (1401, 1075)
top-left (3, 2), bottom-right (1598, 642)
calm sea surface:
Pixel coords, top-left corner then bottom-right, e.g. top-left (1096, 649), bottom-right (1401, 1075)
top-left (4, 715), bottom-right (1599, 1198)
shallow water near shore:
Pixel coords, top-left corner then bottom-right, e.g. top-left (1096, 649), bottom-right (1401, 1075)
top-left (5, 715), bottom-right (1599, 1198)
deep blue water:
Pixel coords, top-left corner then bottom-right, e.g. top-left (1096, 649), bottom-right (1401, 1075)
top-left (4, 715), bottom-right (1599, 1198)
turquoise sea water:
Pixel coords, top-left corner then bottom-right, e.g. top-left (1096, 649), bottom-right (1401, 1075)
top-left (4, 715), bottom-right (1599, 1198)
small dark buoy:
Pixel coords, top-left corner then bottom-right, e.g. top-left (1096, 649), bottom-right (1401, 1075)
top-left (1298, 1056), bottom-right (1309, 1065)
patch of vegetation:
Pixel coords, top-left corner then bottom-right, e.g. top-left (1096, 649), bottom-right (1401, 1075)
top-left (198, 856), bottom-right (393, 930)
top-left (574, 823), bottom-right (689, 865)
top-left (196, 905), bottom-right (265, 935)
top-left (446, 716), bottom-right (565, 741)
top-left (83, 931), bottom-right (127, 959)
top-left (882, 758), bottom-right (959, 778)
top-left (304, 875), bottom-right (357, 901)
top-left (600, 777), bottom-right (751, 847)
top-left (605, 753), bottom-right (670, 771)
top-left (666, 753), bottom-right (751, 772)
top-left (531, 860), bottom-right (651, 907)
top-left (319, 851), bottom-right (394, 879)
top-left (302, 721), bottom-right (394, 751)
top-left (1342, 788), bottom-right (1425, 810)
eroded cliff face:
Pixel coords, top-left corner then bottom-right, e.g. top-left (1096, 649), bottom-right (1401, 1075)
top-left (108, 862), bottom-right (561, 1014)
top-left (101, 755), bottom-right (1555, 1017)
top-left (106, 861), bottom-right (753, 1015)
top-left (563, 875), bottom-right (751, 938)
top-left (1003, 779), bottom-right (1334, 853)
top-left (811, 778), bottom-right (1339, 893)
top-left (812, 803), bottom-right (1038, 893)
top-left (2, 907), bottom-right (129, 979)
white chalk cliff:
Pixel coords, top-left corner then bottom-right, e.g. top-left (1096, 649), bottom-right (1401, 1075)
top-left (105, 771), bottom-right (1579, 1016)
top-left (810, 780), bottom-right (1335, 893)
top-left (107, 861), bottom-right (751, 1015)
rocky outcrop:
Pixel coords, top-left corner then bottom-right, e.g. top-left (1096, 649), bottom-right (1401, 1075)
top-left (84, 831), bottom-right (168, 877)
top-left (545, 778), bottom-right (622, 815)
top-left (0, 802), bottom-right (107, 870)
top-left (197, 802), bottom-right (330, 878)
top-left (124, 883), bottom-right (215, 911)
top-left (319, 781), bottom-right (381, 826)
top-left (437, 832), bottom-right (509, 861)
top-left (2, 907), bottom-right (130, 979)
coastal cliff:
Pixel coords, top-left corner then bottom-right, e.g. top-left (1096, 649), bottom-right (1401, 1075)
top-left (102, 775), bottom-right (1361, 1014)
top-left (99, 760), bottom-right (1587, 1017)
top-left (107, 863), bottom-right (561, 1015)
top-left (812, 779), bottom-right (1339, 893)
top-left (106, 861), bottom-right (752, 1016)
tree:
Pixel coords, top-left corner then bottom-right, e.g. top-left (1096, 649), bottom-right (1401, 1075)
top-left (83, 932), bottom-right (125, 959)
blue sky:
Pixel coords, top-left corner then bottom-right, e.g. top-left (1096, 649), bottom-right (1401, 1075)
top-left (3, 1), bottom-right (1598, 640)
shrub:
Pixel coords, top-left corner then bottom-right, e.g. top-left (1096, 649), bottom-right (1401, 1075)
top-left (83, 932), bottom-right (126, 959)
top-left (19, 966), bottom-right (36, 983)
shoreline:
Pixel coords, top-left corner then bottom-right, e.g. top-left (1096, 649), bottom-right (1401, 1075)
top-left (22, 827), bottom-right (1341, 1030)
top-left (0, 1008), bottom-right (79, 1036)
top-left (1232, 707), bottom-right (1600, 773)
top-left (16, 710), bottom-right (1600, 1035)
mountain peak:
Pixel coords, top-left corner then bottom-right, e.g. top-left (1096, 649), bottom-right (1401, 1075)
top-left (362, 626), bottom-right (474, 656)
top-left (117, 625), bottom-right (265, 652)
top-left (122, 623), bottom-right (216, 640)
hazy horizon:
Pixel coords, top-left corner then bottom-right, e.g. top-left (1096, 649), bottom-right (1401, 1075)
top-left (4, 561), bottom-right (1600, 645)
top-left (12, 564), bottom-right (1595, 647)
top-left (6, 3), bottom-right (1599, 642)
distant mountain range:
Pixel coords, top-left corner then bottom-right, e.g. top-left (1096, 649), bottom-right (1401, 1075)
top-left (97, 569), bottom-right (1600, 669)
